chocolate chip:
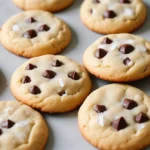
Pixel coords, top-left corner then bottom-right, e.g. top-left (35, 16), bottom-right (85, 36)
top-left (58, 91), bottom-right (65, 96)
top-left (103, 10), bottom-right (117, 18)
top-left (25, 63), bottom-right (37, 70)
top-left (1, 120), bottom-right (15, 128)
top-left (95, 48), bottom-right (108, 59)
top-left (68, 71), bottom-right (80, 80)
top-left (42, 70), bottom-right (56, 79)
top-left (22, 76), bottom-right (31, 84)
top-left (94, 105), bottom-right (107, 113)
top-left (123, 99), bottom-right (138, 110)
top-left (135, 112), bottom-right (149, 123)
top-left (112, 117), bottom-right (128, 131)
top-left (123, 57), bottom-right (131, 66)
top-left (92, 0), bottom-right (100, 3)
top-left (0, 129), bottom-right (2, 135)
top-left (51, 60), bottom-right (63, 67)
top-left (23, 30), bottom-right (37, 39)
top-left (29, 86), bottom-right (41, 94)
top-left (119, 0), bottom-right (131, 4)
top-left (101, 38), bottom-right (113, 44)
top-left (25, 17), bottom-right (36, 23)
top-left (119, 44), bottom-right (134, 54)
top-left (38, 24), bottom-right (50, 32)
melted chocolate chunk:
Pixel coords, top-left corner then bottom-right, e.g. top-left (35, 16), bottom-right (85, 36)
top-left (101, 37), bottom-right (113, 44)
top-left (23, 30), bottom-right (37, 39)
top-left (25, 63), bottom-right (37, 70)
top-left (135, 112), bottom-right (149, 123)
top-left (92, 0), bottom-right (100, 3)
top-left (119, 0), bottom-right (131, 4)
top-left (0, 129), bottom-right (2, 135)
top-left (95, 48), bottom-right (108, 59)
top-left (38, 24), bottom-right (50, 32)
top-left (25, 17), bottom-right (36, 23)
top-left (29, 86), bottom-right (41, 94)
top-left (112, 117), bottom-right (128, 131)
top-left (94, 105), bottom-right (107, 113)
top-left (1, 120), bottom-right (15, 128)
top-left (51, 60), bottom-right (63, 67)
top-left (123, 99), bottom-right (138, 110)
top-left (103, 10), bottom-right (117, 18)
top-left (119, 44), bottom-right (134, 54)
top-left (42, 70), bottom-right (56, 79)
top-left (123, 57), bottom-right (131, 66)
top-left (22, 76), bottom-right (31, 84)
top-left (58, 90), bottom-right (66, 96)
top-left (68, 71), bottom-right (80, 80)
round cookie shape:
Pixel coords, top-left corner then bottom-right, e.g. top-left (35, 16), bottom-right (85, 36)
top-left (10, 55), bottom-right (92, 113)
top-left (80, 0), bottom-right (146, 34)
top-left (0, 10), bottom-right (71, 58)
top-left (12, 0), bottom-right (74, 12)
top-left (78, 84), bottom-right (150, 150)
top-left (0, 101), bottom-right (48, 150)
top-left (83, 33), bottom-right (150, 82)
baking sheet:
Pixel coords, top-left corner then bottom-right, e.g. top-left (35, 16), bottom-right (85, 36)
top-left (0, 0), bottom-right (150, 150)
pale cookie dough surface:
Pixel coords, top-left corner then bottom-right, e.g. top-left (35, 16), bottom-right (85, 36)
top-left (10, 55), bottom-right (92, 113)
top-left (80, 0), bottom-right (146, 34)
top-left (0, 101), bottom-right (48, 150)
top-left (78, 84), bottom-right (150, 150)
top-left (0, 10), bottom-right (71, 58)
top-left (83, 33), bottom-right (150, 82)
top-left (12, 0), bottom-right (74, 12)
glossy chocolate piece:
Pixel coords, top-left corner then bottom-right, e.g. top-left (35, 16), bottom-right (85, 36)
top-left (25, 64), bottom-right (37, 70)
top-left (22, 76), bottom-right (31, 84)
top-left (135, 112), bottom-right (149, 123)
top-left (112, 117), bottom-right (128, 131)
top-left (42, 70), bottom-right (56, 79)
top-left (29, 86), bottom-right (41, 94)
top-left (103, 10), bottom-right (117, 18)
top-left (68, 71), bottom-right (80, 80)
top-left (1, 120), bottom-right (15, 128)
top-left (123, 98), bottom-right (138, 110)
top-left (95, 48), bottom-right (108, 59)
top-left (94, 105), bottom-right (107, 113)
top-left (119, 44), bottom-right (134, 54)
top-left (51, 60), bottom-right (63, 67)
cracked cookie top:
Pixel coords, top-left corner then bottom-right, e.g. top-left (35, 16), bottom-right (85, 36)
top-left (10, 55), bottom-right (91, 113)
top-left (0, 101), bottom-right (48, 150)
top-left (80, 0), bottom-right (146, 34)
top-left (78, 84), bottom-right (150, 150)
top-left (83, 33), bottom-right (150, 82)
top-left (0, 10), bottom-right (71, 57)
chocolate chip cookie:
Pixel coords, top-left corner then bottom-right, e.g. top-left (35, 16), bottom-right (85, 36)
top-left (12, 0), bottom-right (74, 12)
top-left (0, 10), bottom-right (71, 58)
top-left (80, 0), bottom-right (146, 34)
top-left (83, 33), bottom-right (150, 82)
top-left (0, 101), bottom-right (48, 150)
top-left (10, 55), bottom-right (91, 113)
top-left (78, 84), bottom-right (150, 150)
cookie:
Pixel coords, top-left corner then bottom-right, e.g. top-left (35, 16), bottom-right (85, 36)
top-left (10, 55), bottom-right (92, 113)
top-left (12, 0), bottom-right (74, 12)
top-left (80, 0), bottom-right (146, 34)
top-left (83, 33), bottom-right (150, 82)
top-left (78, 84), bottom-right (150, 150)
top-left (0, 100), bottom-right (48, 150)
top-left (0, 10), bottom-right (71, 58)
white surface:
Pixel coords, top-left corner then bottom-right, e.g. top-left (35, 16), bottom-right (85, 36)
top-left (0, 0), bottom-right (150, 150)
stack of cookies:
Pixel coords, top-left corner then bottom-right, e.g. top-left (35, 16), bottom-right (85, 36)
top-left (0, 0), bottom-right (150, 150)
